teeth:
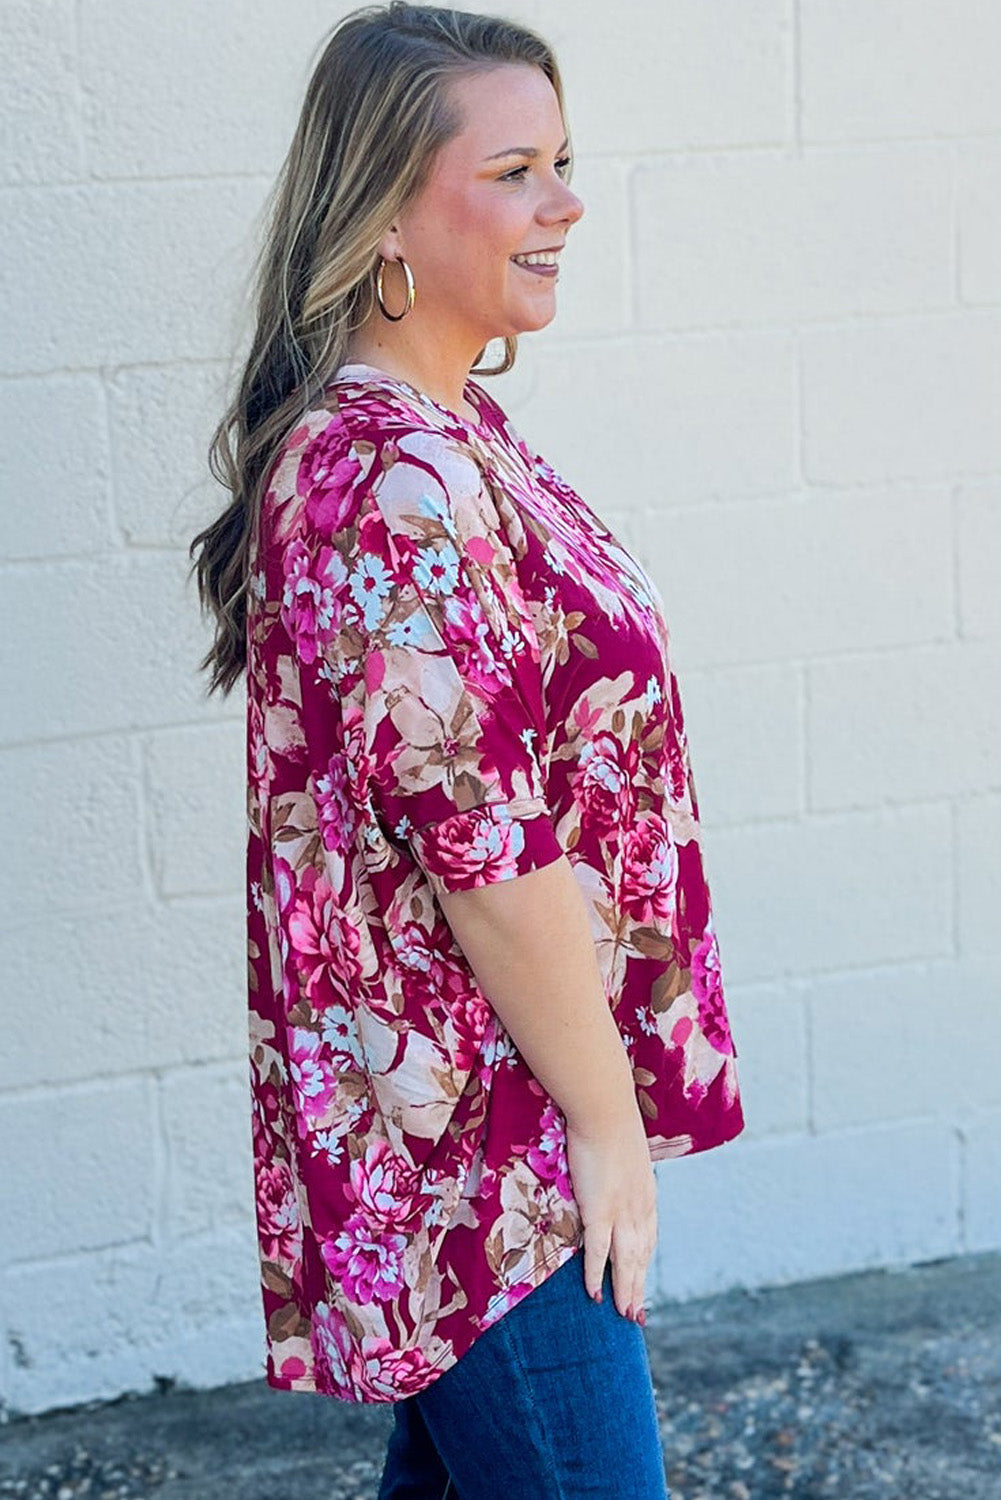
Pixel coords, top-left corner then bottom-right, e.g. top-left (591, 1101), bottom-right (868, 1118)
top-left (513, 252), bottom-right (559, 266)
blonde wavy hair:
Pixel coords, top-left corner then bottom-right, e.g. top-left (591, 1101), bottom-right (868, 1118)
top-left (188, 1), bottom-right (570, 697)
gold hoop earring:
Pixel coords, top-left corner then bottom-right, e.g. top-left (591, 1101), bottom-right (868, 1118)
top-left (376, 255), bottom-right (415, 321)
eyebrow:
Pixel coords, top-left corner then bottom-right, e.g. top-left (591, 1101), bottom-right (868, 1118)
top-left (483, 136), bottom-right (569, 161)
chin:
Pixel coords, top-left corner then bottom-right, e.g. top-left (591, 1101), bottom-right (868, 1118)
top-left (511, 305), bottom-right (558, 334)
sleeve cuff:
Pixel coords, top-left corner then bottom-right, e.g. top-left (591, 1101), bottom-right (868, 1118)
top-left (409, 798), bottom-right (564, 898)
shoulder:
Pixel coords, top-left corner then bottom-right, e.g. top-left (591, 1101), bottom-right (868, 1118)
top-left (267, 388), bottom-right (493, 553)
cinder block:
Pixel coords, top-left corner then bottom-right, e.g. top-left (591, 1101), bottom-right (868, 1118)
top-left (0, 1230), bottom-right (261, 1416)
top-left (0, 0), bottom-right (83, 186)
top-left (0, 1242), bottom-right (159, 1415)
top-left (77, 0), bottom-right (335, 178)
top-left (808, 957), bottom-right (1001, 1132)
top-left (0, 737), bottom-right (143, 925)
top-left (525, 331), bottom-right (798, 513)
top-left (964, 1109), bottom-right (1001, 1251)
top-left (634, 144), bottom-right (951, 328)
top-left (0, 375), bottom-right (111, 559)
top-left (631, 486), bottom-right (952, 672)
top-left (654, 1120), bottom-right (961, 1301)
top-left (160, 1063), bottom-right (256, 1240)
top-left (145, 722), bottom-right (245, 898)
top-left (802, 311), bottom-right (1001, 483)
top-left (0, 179), bottom-right (266, 376)
top-left (3, 897), bottom-right (246, 1089)
top-left (681, 663), bottom-right (803, 826)
top-left (808, 640), bottom-right (1001, 809)
top-left (535, 0), bottom-right (789, 153)
top-left (957, 482), bottom-right (1001, 639)
top-left (801, 0), bottom-right (1001, 140)
top-left (105, 363), bottom-right (231, 549)
top-left (0, 1079), bottom-right (155, 1262)
top-left (957, 141), bottom-right (1001, 304)
top-left (956, 793), bottom-right (1001, 958)
top-left (706, 803), bottom-right (952, 985)
top-left (0, 551), bottom-right (241, 743)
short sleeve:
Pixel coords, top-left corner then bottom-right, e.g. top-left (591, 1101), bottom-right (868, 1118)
top-left (278, 413), bottom-right (565, 899)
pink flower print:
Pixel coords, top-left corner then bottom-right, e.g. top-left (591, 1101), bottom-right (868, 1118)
top-left (256, 1158), bottom-right (303, 1265)
top-left (447, 988), bottom-right (494, 1072)
top-left (620, 815), bottom-right (679, 924)
top-left (298, 422), bottom-right (363, 532)
top-left (287, 873), bottom-right (361, 1007)
top-left (280, 539), bottom-right (347, 665)
top-left (690, 920), bottom-right (734, 1055)
top-left (288, 1028), bottom-right (338, 1126)
top-left (339, 702), bottom-right (380, 804)
top-left (361, 1344), bottom-right (442, 1403)
top-left (416, 805), bottom-right (527, 888)
top-left (525, 1102), bottom-right (573, 1202)
top-left (572, 732), bottom-right (636, 834)
top-left (314, 751), bottom-right (357, 854)
top-left (310, 1299), bottom-right (354, 1393)
top-left (349, 1139), bottom-right (427, 1232)
top-left (319, 1210), bottom-right (409, 1305)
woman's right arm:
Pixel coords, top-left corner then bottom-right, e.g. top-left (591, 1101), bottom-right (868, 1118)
top-left (438, 852), bottom-right (658, 1324)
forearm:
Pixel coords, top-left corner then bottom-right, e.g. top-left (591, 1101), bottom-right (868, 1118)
top-left (437, 852), bottom-right (638, 1137)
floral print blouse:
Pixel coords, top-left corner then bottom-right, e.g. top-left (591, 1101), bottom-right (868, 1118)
top-left (245, 360), bottom-right (745, 1404)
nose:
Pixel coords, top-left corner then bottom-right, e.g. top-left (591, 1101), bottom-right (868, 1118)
top-left (563, 187), bottom-right (585, 224)
top-left (545, 182), bottom-right (585, 231)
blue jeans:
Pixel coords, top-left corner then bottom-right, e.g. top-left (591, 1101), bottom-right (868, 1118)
top-left (376, 1247), bottom-right (670, 1499)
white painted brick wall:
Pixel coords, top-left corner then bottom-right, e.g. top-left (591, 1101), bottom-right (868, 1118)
top-left (2, 0), bottom-right (999, 1417)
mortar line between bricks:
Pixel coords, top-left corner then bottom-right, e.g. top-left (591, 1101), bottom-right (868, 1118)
top-left (0, 1057), bottom-right (249, 1109)
top-left (5, 309), bottom-right (1001, 388)
top-left (136, 733), bottom-right (160, 904)
top-left (67, 0), bottom-right (88, 186)
top-left (11, 136), bottom-right (1001, 191)
top-left (97, 369), bottom-right (126, 549)
top-left (791, 0), bottom-right (802, 149)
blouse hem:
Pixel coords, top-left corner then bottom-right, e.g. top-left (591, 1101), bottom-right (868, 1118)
top-left (261, 1233), bottom-right (583, 1404)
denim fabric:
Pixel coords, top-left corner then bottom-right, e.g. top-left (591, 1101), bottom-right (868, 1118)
top-left (376, 1247), bottom-right (670, 1499)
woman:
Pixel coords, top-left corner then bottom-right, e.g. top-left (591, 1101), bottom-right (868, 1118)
top-left (189, 4), bottom-right (744, 1495)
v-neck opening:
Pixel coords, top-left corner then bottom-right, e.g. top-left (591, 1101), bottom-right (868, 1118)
top-left (332, 361), bottom-right (497, 439)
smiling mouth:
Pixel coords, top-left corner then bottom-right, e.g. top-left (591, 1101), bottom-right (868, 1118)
top-left (510, 256), bottom-right (560, 275)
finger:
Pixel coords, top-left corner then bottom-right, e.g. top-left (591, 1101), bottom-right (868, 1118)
top-left (583, 1230), bottom-right (610, 1302)
top-left (609, 1237), bottom-right (639, 1321)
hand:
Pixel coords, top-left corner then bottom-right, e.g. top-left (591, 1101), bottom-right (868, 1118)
top-left (565, 1107), bottom-right (658, 1324)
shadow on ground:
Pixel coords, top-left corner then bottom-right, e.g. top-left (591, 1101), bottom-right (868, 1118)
top-left (2, 1250), bottom-right (999, 1500)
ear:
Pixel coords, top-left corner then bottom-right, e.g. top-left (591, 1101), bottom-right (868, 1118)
top-left (376, 228), bottom-right (403, 263)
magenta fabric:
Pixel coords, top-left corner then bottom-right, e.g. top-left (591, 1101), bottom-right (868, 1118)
top-left (244, 361), bottom-right (745, 1404)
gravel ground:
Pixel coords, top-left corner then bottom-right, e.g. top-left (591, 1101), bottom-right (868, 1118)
top-left (1, 1249), bottom-right (999, 1500)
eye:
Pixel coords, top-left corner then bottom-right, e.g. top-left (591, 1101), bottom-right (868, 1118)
top-left (501, 155), bottom-right (573, 182)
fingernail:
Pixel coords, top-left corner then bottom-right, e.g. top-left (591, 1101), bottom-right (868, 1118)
top-left (593, 1289), bottom-right (602, 1304)
top-left (638, 1308), bottom-right (647, 1327)
top-left (626, 1303), bottom-right (635, 1321)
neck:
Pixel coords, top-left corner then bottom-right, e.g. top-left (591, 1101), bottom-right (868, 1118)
top-left (342, 326), bottom-right (485, 421)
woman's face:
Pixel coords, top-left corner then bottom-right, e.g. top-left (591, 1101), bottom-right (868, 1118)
top-left (385, 63), bottom-right (585, 349)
